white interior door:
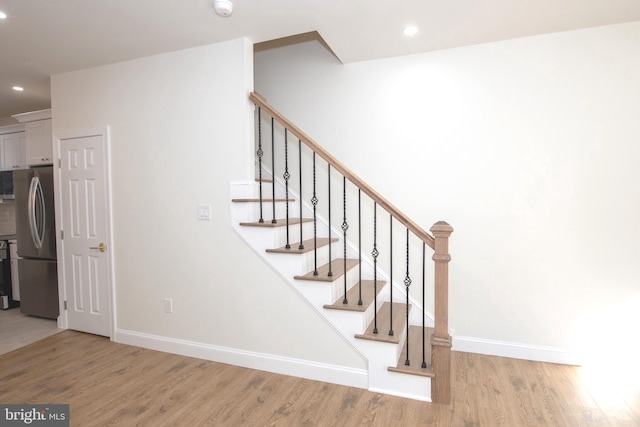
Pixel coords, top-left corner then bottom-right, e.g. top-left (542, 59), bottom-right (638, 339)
top-left (58, 129), bottom-right (112, 337)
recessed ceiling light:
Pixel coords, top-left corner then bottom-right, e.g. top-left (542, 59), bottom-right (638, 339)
top-left (12, 86), bottom-right (24, 92)
top-left (403, 26), bottom-right (418, 36)
top-left (0, 11), bottom-right (8, 20)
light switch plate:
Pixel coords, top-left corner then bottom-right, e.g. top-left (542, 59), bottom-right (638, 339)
top-left (164, 298), bottom-right (173, 313)
top-left (197, 204), bottom-right (211, 220)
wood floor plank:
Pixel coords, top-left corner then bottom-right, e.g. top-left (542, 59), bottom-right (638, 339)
top-left (500, 357), bottom-right (551, 426)
top-left (541, 362), bottom-right (600, 410)
top-left (454, 350), bottom-right (481, 386)
top-left (450, 381), bottom-right (482, 427)
top-left (585, 384), bottom-right (640, 426)
top-left (1, 330), bottom-right (638, 426)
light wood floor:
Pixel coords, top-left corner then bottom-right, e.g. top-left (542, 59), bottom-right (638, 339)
top-left (0, 307), bottom-right (61, 355)
top-left (1, 331), bottom-right (638, 426)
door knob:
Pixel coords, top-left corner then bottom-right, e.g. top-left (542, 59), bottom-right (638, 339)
top-left (90, 242), bottom-right (106, 252)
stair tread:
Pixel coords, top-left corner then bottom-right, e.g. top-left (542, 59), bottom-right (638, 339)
top-left (239, 218), bottom-right (313, 227)
top-left (355, 302), bottom-right (409, 344)
top-left (232, 198), bottom-right (295, 203)
top-left (266, 237), bottom-right (338, 254)
top-left (323, 279), bottom-right (386, 312)
top-left (294, 258), bottom-right (359, 282)
top-left (388, 325), bottom-right (435, 377)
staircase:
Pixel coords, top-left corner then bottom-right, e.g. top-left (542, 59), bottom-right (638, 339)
top-left (229, 93), bottom-right (453, 403)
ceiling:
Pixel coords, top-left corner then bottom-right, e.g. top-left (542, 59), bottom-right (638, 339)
top-left (2, 0), bottom-right (640, 120)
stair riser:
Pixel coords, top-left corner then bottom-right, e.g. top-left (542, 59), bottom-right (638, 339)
top-left (242, 202), bottom-right (301, 222)
top-left (362, 286), bottom-right (390, 329)
top-left (265, 249), bottom-right (339, 280)
top-left (356, 322), bottom-right (410, 365)
top-left (250, 182), bottom-right (288, 199)
top-left (369, 366), bottom-right (432, 402)
top-left (384, 287), bottom-right (430, 327)
top-left (264, 253), bottom-right (310, 282)
top-left (293, 281), bottom-right (335, 307)
top-left (273, 222), bottom-right (319, 248)
top-left (329, 266), bottom-right (361, 302)
top-left (305, 246), bottom-right (359, 276)
top-left (297, 243), bottom-right (339, 275)
top-left (294, 266), bottom-right (364, 306)
top-left (235, 223), bottom-right (316, 251)
top-left (323, 309), bottom-right (373, 338)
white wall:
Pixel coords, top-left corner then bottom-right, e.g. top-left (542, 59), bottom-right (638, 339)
top-left (255, 22), bottom-right (640, 365)
top-left (50, 38), bottom-right (366, 372)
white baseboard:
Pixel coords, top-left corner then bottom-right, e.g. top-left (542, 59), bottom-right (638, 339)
top-left (115, 329), bottom-right (369, 389)
top-left (453, 335), bottom-right (581, 365)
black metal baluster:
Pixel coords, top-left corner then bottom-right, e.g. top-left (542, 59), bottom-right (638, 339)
top-left (327, 164), bottom-right (333, 277)
top-left (404, 228), bottom-right (412, 366)
top-left (372, 202), bottom-right (379, 334)
top-left (357, 189), bottom-right (362, 306)
top-left (257, 107), bottom-right (264, 223)
top-left (389, 215), bottom-right (394, 337)
top-left (422, 242), bottom-right (427, 369)
top-left (271, 118), bottom-right (277, 224)
top-left (298, 139), bottom-right (304, 250)
top-left (312, 153), bottom-right (318, 276)
top-left (283, 129), bottom-right (290, 249)
top-left (341, 176), bottom-right (348, 304)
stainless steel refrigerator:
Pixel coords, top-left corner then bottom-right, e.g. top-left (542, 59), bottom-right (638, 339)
top-left (14, 166), bottom-right (59, 319)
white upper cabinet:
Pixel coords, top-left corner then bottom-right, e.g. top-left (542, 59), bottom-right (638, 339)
top-left (12, 109), bottom-right (53, 166)
top-left (25, 119), bottom-right (53, 165)
top-left (0, 131), bottom-right (27, 170)
top-left (0, 124), bottom-right (27, 171)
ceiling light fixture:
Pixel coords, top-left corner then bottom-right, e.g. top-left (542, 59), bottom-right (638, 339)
top-left (212, 0), bottom-right (233, 17)
top-left (403, 26), bottom-right (418, 36)
top-left (0, 11), bottom-right (8, 20)
top-left (12, 86), bottom-right (24, 92)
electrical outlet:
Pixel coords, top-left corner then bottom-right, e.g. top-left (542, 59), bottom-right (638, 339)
top-left (164, 298), bottom-right (173, 313)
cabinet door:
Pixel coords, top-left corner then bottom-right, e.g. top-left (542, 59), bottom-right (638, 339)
top-left (26, 119), bottom-right (53, 166)
top-left (0, 132), bottom-right (27, 170)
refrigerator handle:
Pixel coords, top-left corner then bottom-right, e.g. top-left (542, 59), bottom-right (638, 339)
top-left (28, 176), bottom-right (45, 249)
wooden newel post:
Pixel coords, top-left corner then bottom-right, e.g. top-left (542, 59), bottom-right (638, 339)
top-left (430, 221), bottom-right (453, 404)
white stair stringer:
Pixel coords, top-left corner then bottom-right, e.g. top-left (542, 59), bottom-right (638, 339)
top-left (230, 180), bottom-right (432, 402)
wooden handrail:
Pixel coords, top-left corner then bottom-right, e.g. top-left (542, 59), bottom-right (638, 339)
top-left (250, 92), bottom-right (435, 250)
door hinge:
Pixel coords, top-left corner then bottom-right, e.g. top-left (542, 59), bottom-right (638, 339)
top-left (58, 158), bottom-right (61, 168)
top-left (60, 230), bottom-right (64, 240)
top-left (64, 301), bottom-right (67, 310)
